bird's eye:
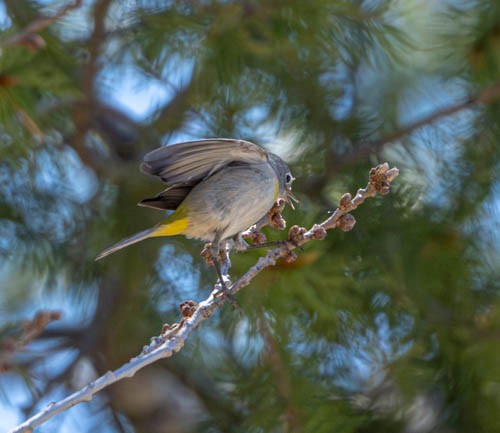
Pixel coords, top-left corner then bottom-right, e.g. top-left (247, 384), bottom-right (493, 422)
top-left (285, 173), bottom-right (293, 184)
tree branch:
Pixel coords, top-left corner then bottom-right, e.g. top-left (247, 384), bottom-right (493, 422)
top-left (10, 163), bottom-right (399, 433)
top-left (335, 81), bottom-right (500, 167)
top-left (72, 0), bottom-right (114, 164)
top-left (0, 311), bottom-right (61, 373)
top-left (0, 0), bottom-right (83, 50)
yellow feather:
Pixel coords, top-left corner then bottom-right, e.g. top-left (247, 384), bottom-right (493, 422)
top-left (95, 206), bottom-right (190, 260)
top-left (151, 217), bottom-right (189, 237)
top-left (273, 179), bottom-right (279, 201)
top-left (150, 205), bottom-right (189, 237)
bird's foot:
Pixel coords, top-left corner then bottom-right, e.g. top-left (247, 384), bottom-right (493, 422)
top-left (214, 277), bottom-right (241, 312)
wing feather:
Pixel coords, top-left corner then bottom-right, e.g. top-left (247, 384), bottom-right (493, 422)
top-left (140, 139), bottom-right (268, 185)
top-left (138, 185), bottom-right (193, 210)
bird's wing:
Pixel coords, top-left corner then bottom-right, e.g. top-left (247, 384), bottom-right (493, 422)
top-left (138, 185), bottom-right (193, 211)
top-left (140, 138), bottom-right (268, 185)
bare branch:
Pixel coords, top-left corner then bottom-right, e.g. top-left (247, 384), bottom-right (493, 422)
top-left (1, 311), bottom-right (61, 373)
top-left (10, 163), bottom-right (399, 433)
top-left (335, 81), bottom-right (500, 167)
top-left (72, 0), bottom-right (114, 163)
top-left (0, 0), bottom-right (83, 50)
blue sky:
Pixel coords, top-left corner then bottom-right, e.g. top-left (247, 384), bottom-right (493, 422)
top-left (2, 1), bottom-right (500, 431)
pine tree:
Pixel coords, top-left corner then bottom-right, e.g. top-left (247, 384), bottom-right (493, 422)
top-left (1, 1), bottom-right (500, 432)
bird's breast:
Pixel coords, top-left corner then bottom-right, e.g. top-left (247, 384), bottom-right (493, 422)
top-left (181, 162), bottom-right (277, 241)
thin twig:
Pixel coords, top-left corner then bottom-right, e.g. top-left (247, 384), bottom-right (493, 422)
top-left (335, 81), bottom-right (500, 167)
top-left (10, 163), bottom-right (399, 433)
top-left (0, 0), bottom-right (83, 50)
top-left (0, 311), bottom-right (61, 372)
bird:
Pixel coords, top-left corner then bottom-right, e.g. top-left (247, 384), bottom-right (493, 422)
top-left (95, 138), bottom-right (296, 271)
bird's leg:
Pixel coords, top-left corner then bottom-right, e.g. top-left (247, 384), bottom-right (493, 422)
top-left (209, 242), bottom-right (225, 288)
top-left (239, 228), bottom-right (301, 250)
top-left (237, 198), bottom-right (293, 251)
top-left (220, 241), bottom-right (232, 275)
top-left (232, 233), bottom-right (250, 251)
top-left (232, 228), bottom-right (286, 250)
top-left (244, 240), bottom-right (288, 250)
top-left (210, 241), bottom-right (239, 310)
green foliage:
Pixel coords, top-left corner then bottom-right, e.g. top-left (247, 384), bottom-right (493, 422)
top-left (1, 1), bottom-right (500, 432)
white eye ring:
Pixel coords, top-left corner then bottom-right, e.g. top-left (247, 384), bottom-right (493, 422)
top-left (285, 173), bottom-right (294, 184)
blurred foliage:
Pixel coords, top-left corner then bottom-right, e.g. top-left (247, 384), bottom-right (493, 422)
top-left (1, 0), bottom-right (500, 432)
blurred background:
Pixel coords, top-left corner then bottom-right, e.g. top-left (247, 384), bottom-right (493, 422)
top-left (1, 1), bottom-right (500, 432)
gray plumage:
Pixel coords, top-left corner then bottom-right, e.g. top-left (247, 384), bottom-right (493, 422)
top-left (96, 138), bottom-right (295, 260)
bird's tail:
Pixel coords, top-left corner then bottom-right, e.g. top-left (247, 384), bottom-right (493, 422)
top-left (95, 227), bottom-right (158, 261)
top-left (95, 210), bottom-right (189, 261)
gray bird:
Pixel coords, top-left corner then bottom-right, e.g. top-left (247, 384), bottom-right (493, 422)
top-left (96, 138), bottom-right (296, 263)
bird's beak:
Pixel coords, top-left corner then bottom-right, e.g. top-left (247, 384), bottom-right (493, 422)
top-left (286, 190), bottom-right (299, 210)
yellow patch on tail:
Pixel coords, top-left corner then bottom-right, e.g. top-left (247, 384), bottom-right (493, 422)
top-left (151, 217), bottom-right (189, 237)
top-left (150, 206), bottom-right (189, 237)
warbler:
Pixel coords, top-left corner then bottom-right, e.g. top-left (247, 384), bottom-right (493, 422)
top-left (95, 138), bottom-right (296, 261)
